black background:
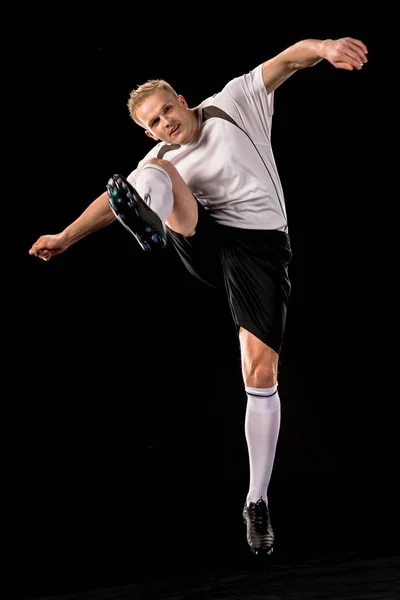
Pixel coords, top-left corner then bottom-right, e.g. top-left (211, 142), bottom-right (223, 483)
top-left (3, 17), bottom-right (394, 599)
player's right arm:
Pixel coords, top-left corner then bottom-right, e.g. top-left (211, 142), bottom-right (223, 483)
top-left (28, 191), bottom-right (116, 261)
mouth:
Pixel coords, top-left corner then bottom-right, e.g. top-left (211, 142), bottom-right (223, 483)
top-left (171, 124), bottom-right (180, 136)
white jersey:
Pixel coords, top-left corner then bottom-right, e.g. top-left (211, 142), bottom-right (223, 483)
top-left (127, 63), bottom-right (288, 231)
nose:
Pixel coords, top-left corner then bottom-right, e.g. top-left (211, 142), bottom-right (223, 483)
top-left (161, 115), bottom-right (172, 127)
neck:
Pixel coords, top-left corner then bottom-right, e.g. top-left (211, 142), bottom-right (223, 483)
top-left (187, 107), bottom-right (200, 143)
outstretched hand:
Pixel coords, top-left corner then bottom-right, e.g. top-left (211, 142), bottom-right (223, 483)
top-left (29, 233), bottom-right (69, 262)
top-left (323, 37), bottom-right (368, 71)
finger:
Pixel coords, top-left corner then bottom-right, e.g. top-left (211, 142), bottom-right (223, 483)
top-left (344, 40), bottom-right (368, 66)
top-left (29, 240), bottom-right (44, 255)
top-left (347, 37), bottom-right (368, 56)
top-left (33, 251), bottom-right (47, 261)
top-left (348, 45), bottom-right (368, 66)
top-left (333, 62), bottom-right (354, 71)
top-left (337, 47), bottom-right (365, 70)
top-left (35, 249), bottom-right (51, 261)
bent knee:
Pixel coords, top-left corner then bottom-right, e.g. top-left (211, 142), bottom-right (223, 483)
top-left (143, 158), bottom-right (198, 237)
top-left (143, 158), bottom-right (176, 178)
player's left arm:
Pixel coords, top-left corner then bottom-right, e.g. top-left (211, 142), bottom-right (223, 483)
top-left (262, 37), bottom-right (368, 94)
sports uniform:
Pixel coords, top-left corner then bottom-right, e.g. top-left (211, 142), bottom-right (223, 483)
top-left (126, 64), bottom-right (292, 354)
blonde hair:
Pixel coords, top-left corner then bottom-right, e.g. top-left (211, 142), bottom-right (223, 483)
top-left (127, 79), bottom-right (178, 125)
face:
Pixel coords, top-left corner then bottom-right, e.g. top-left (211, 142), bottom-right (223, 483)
top-left (136, 90), bottom-right (198, 145)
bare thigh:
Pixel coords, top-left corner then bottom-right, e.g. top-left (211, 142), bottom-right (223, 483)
top-left (239, 327), bottom-right (279, 389)
top-left (143, 158), bottom-right (198, 237)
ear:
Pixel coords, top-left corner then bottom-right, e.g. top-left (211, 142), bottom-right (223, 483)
top-left (177, 94), bottom-right (188, 108)
top-left (145, 130), bottom-right (159, 141)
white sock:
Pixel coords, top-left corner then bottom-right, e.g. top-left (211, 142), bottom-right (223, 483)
top-left (245, 385), bottom-right (281, 506)
top-left (135, 164), bottom-right (174, 223)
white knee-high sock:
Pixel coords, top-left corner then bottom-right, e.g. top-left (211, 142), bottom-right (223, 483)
top-left (245, 385), bottom-right (281, 506)
top-left (135, 164), bottom-right (174, 223)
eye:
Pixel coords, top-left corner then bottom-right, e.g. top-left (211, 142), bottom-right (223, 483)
top-left (152, 117), bottom-right (160, 127)
top-left (164, 105), bottom-right (171, 113)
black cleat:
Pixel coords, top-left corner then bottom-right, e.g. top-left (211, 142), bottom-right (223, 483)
top-left (106, 174), bottom-right (167, 252)
top-left (243, 498), bottom-right (274, 555)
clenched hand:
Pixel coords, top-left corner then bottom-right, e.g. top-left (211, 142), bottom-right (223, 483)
top-left (29, 233), bottom-right (69, 262)
top-left (323, 37), bottom-right (368, 70)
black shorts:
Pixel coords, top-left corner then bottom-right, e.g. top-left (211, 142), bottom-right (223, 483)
top-left (166, 201), bottom-right (292, 354)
